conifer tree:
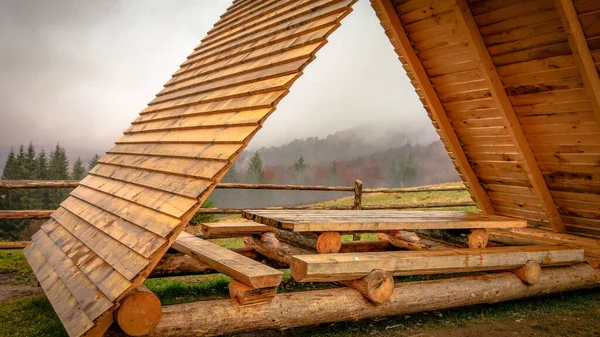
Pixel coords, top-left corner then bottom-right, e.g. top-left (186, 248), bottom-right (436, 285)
top-left (88, 154), bottom-right (100, 171)
top-left (48, 143), bottom-right (70, 205)
top-left (325, 161), bottom-right (340, 186)
top-left (36, 150), bottom-right (53, 209)
top-left (222, 163), bottom-right (237, 183)
top-left (246, 152), bottom-right (265, 184)
top-left (23, 142), bottom-right (37, 179)
top-left (71, 157), bottom-right (86, 180)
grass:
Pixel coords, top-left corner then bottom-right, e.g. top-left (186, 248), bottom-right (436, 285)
top-left (1, 186), bottom-right (599, 336)
top-left (0, 249), bottom-right (33, 284)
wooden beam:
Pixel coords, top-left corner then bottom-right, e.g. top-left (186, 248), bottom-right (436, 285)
top-left (370, 0), bottom-right (495, 214)
top-left (114, 286), bottom-right (161, 336)
top-left (150, 264), bottom-right (600, 337)
top-left (275, 230), bottom-right (342, 254)
top-left (290, 245), bottom-right (584, 282)
top-left (555, 0), bottom-right (600, 124)
top-left (0, 241), bottom-right (29, 249)
top-left (243, 210), bottom-right (527, 232)
top-left (173, 232), bottom-right (283, 288)
top-left (454, 0), bottom-right (567, 233)
top-left (201, 221), bottom-right (274, 239)
top-left (0, 180), bottom-right (79, 189)
top-left (0, 210), bottom-right (53, 220)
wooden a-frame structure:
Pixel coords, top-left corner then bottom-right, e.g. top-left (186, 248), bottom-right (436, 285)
top-left (23, 0), bottom-right (600, 336)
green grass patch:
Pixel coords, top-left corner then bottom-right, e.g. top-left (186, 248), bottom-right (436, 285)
top-left (0, 295), bottom-right (67, 337)
top-left (0, 249), bottom-right (32, 285)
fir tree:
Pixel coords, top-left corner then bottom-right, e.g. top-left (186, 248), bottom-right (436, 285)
top-left (389, 153), bottom-right (418, 187)
top-left (22, 142), bottom-right (37, 179)
top-left (222, 163), bottom-right (237, 183)
top-left (48, 143), bottom-right (70, 205)
top-left (36, 150), bottom-right (53, 209)
top-left (71, 157), bottom-right (86, 180)
top-left (325, 161), bottom-right (340, 186)
top-left (88, 154), bottom-right (100, 171)
top-left (245, 152), bottom-right (265, 184)
top-left (288, 156), bottom-right (308, 184)
top-left (1, 149), bottom-right (17, 179)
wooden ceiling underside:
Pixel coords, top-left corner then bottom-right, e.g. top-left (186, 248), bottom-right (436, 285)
top-left (372, 0), bottom-right (600, 238)
top-left (23, 1), bottom-right (356, 336)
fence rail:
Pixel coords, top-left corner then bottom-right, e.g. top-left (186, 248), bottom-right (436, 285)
top-left (0, 179), bottom-right (472, 220)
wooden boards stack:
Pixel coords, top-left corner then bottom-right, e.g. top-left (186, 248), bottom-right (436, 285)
top-left (371, 0), bottom-right (600, 237)
top-left (24, 1), bottom-right (357, 336)
top-left (242, 210), bottom-right (527, 232)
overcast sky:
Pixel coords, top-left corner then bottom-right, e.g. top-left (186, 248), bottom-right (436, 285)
top-left (0, 0), bottom-right (436, 163)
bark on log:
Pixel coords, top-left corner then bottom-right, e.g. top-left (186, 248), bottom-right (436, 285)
top-left (338, 269), bottom-right (394, 304)
top-left (513, 261), bottom-right (542, 285)
top-left (275, 230), bottom-right (342, 254)
top-left (0, 180), bottom-right (79, 189)
top-left (150, 264), bottom-right (600, 337)
top-left (416, 229), bottom-right (488, 248)
top-left (115, 286), bottom-right (161, 336)
top-left (378, 232), bottom-right (453, 250)
top-left (216, 183), bottom-right (354, 192)
top-left (244, 233), bottom-right (312, 265)
top-left (0, 241), bottom-right (29, 249)
top-left (339, 240), bottom-right (394, 253)
top-left (0, 210), bottom-right (53, 219)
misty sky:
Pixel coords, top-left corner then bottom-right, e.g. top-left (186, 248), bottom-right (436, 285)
top-left (0, 0), bottom-right (437, 164)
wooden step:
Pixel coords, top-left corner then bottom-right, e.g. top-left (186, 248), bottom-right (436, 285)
top-left (201, 221), bottom-right (274, 239)
top-left (243, 210), bottom-right (527, 232)
top-left (290, 245), bottom-right (584, 282)
top-left (173, 232), bottom-right (283, 288)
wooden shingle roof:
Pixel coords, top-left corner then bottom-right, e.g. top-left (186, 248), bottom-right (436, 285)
top-left (25, 0), bottom-right (600, 336)
top-left (24, 1), bottom-right (356, 336)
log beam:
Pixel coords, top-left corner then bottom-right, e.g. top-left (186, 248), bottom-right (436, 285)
top-left (150, 264), bottom-right (600, 337)
top-left (275, 230), bottom-right (342, 254)
top-left (370, 0), bottom-right (495, 215)
top-left (416, 229), bottom-right (489, 248)
top-left (228, 280), bottom-right (277, 305)
top-left (454, 0), bottom-right (566, 233)
top-left (555, 0), bottom-right (600, 124)
top-left (513, 261), bottom-right (542, 285)
top-left (243, 233), bottom-right (311, 265)
top-left (379, 231), bottom-right (454, 250)
top-left (338, 269), bottom-right (394, 304)
top-left (0, 241), bottom-right (29, 249)
top-left (114, 286), bottom-right (162, 337)
top-left (0, 210), bottom-right (53, 220)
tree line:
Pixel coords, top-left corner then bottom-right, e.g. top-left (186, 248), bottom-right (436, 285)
top-left (0, 143), bottom-right (99, 239)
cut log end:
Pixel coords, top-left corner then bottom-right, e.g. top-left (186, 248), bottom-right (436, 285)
top-left (468, 229), bottom-right (489, 248)
top-left (513, 261), bottom-right (542, 285)
top-left (342, 269), bottom-right (394, 304)
top-left (229, 280), bottom-right (277, 305)
top-left (115, 286), bottom-right (162, 336)
top-left (316, 232), bottom-right (342, 254)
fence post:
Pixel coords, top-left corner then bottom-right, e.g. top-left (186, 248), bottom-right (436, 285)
top-left (352, 179), bottom-right (363, 241)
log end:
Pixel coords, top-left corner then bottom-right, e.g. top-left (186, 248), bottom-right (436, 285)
top-left (316, 232), bottom-right (342, 254)
top-left (513, 261), bottom-right (542, 285)
top-left (115, 286), bottom-right (162, 336)
top-left (229, 280), bottom-right (277, 305)
top-left (362, 270), bottom-right (394, 304)
top-left (468, 229), bottom-right (489, 248)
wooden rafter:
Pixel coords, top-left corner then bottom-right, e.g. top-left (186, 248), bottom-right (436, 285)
top-left (454, 0), bottom-right (567, 233)
top-left (555, 0), bottom-right (600, 124)
top-left (371, 0), bottom-right (495, 215)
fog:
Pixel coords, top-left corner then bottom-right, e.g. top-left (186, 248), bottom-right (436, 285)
top-left (0, 0), bottom-right (437, 168)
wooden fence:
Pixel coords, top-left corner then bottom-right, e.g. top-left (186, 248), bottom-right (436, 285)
top-left (0, 179), bottom-right (473, 220)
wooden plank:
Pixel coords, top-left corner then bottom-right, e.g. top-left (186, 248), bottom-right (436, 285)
top-left (454, 0), bottom-right (567, 232)
top-left (173, 231), bottom-right (282, 288)
top-left (290, 245), bottom-right (584, 282)
top-left (556, 0), bottom-right (600, 124)
top-left (31, 230), bottom-right (113, 320)
top-left (242, 210), bottom-right (526, 232)
top-left (24, 243), bottom-right (95, 337)
top-left (51, 206), bottom-right (149, 280)
top-left (371, 0), bottom-right (495, 214)
top-left (41, 220), bottom-right (131, 301)
top-left (201, 221), bottom-right (274, 239)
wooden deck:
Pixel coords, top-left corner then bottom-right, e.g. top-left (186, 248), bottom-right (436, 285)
top-left (243, 210), bottom-right (527, 232)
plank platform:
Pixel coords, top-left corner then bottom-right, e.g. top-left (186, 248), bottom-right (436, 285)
top-left (201, 221), bottom-right (274, 239)
top-left (173, 232), bottom-right (283, 288)
top-left (291, 245), bottom-right (584, 282)
top-left (243, 210), bottom-right (527, 232)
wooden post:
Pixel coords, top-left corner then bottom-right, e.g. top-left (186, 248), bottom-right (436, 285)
top-left (339, 269), bottom-right (394, 304)
top-left (275, 229), bottom-right (342, 254)
top-left (352, 179), bottom-right (363, 241)
top-left (150, 264), bottom-right (600, 336)
top-left (114, 286), bottom-right (162, 336)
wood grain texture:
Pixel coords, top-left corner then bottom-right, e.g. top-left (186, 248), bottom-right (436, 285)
top-left (24, 1), bottom-right (356, 336)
